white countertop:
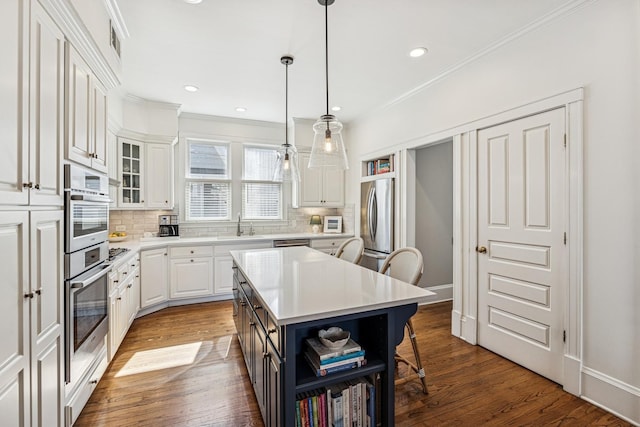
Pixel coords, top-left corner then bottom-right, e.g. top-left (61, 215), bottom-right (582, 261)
top-left (109, 232), bottom-right (353, 253)
top-left (230, 246), bottom-right (435, 326)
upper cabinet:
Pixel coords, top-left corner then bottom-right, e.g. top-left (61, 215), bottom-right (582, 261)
top-left (297, 152), bottom-right (344, 207)
top-left (115, 136), bottom-right (174, 209)
top-left (66, 45), bottom-right (108, 173)
top-left (0, 0), bottom-right (64, 207)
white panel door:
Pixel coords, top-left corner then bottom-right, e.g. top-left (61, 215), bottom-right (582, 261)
top-left (299, 152), bottom-right (323, 206)
top-left (29, 210), bottom-right (64, 427)
top-left (140, 248), bottom-right (168, 308)
top-left (0, 0), bottom-right (28, 206)
top-left (477, 108), bottom-right (566, 383)
top-left (145, 143), bottom-right (173, 209)
top-left (0, 211), bottom-right (30, 426)
top-left (91, 79), bottom-right (108, 173)
top-left (214, 256), bottom-right (234, 294)
top-left (29, 2), bottom-right (64, 206)
top-left (322, 167), bottom-right (344, 207)
top-left (170, 257), bottom-right (214, 299)
top-left (66, 46), bottom-right (92, 168)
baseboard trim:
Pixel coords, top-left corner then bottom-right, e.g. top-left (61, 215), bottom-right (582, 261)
top-left (451, 309), bottom-right (462, 337)
top-left (136, 294), bottom-right (233, 318)
top-left (563, 355), bottom-right (581, 396)
top-left (581, 367), bottom-right (640, 425)
top-left (418, 283), bottom-right (453, 304)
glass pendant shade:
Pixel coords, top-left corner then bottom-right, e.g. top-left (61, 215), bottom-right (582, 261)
top-left (309, 114), bottom-right (348, 169)
top-left (273, 143), bottom-right (300, 182)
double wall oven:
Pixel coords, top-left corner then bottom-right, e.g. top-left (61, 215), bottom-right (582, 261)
top-left (64, 164), bottom-right (110, 387)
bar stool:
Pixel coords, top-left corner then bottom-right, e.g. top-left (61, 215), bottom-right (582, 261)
top-left (334, 237), bottom-right (364, 264)
top-left (379, 247), bottom-right (428, 394)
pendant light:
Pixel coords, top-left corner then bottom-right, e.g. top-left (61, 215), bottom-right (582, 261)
top-left (273, 55), bottom-right (300, 182)
top-left (308, 0), bottom-right (349, 170)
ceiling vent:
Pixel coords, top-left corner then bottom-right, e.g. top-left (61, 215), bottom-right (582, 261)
top-left (110, 20), bottom-right (121, 58)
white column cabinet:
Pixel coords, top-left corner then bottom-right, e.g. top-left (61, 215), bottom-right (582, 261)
top-left (169, 246), bottom-right (214, 299)
top-left (66, 45), bottom-right (107, 173)
top-left (0, 0), bottom-right (63, 207)
top-left (140, 248), bottom-right (168, 308)
top-left (298, 152), bottom-right (344, 207)
top-left (0, 210), bottom-right (64, 427)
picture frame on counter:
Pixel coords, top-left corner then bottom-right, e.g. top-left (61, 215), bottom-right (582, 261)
top-left (323, 216), bottom-right (342, 233)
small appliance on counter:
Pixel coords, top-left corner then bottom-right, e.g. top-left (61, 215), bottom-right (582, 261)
top-left (158, 214), bottom-right (179, 237)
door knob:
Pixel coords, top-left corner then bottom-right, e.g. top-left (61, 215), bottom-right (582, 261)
top-left (476, 246), bottom-right (487, 254)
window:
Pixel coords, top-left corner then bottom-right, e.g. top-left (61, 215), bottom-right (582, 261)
top-left (185, 141), bottom-right (230, 220)
top-left (242, 145), bottom-right (282, 220)
top-left (183, 140), bottom-right (283, 222)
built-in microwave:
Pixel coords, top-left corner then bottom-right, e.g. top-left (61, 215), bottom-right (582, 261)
top-left (64, 164), bottom-right (110, 253)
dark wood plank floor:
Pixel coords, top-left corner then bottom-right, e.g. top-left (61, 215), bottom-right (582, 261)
top-left (76, 301), bottom-right (629, 426)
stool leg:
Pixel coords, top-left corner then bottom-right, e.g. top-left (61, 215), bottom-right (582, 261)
top-left (406, 319), bottom-right (428, 394)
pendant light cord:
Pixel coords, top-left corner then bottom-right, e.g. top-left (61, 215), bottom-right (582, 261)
top-left (324, 1), bottom-right (329, 117)
top-left (285, 59), bottom-right (289, 147)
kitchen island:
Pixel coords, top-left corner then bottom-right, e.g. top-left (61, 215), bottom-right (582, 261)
top-left (230, 246), bottom-right (434, 426)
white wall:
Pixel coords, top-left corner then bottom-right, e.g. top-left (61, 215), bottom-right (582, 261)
top-left (347, 0), bottom-right (639, 422)
top-left (415, 140), bottom-right (453, 288)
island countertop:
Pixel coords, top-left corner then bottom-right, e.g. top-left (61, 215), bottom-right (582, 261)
top-left (230, 246), bottom-right (435, 326)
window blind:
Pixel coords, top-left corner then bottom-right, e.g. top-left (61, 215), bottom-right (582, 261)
top-left (185, 182), bottom-right (230, 220)
top-left (242, 182), bottom-right (281, 220)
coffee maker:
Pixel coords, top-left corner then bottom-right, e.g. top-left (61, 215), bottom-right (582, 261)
top-left (158, 215), bottom-right (179, 237)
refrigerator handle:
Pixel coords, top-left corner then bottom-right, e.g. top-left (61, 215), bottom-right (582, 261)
top-left (367, 186), bottom-right (375, 241)
top-left (371, 188), bottom-right (378, 240)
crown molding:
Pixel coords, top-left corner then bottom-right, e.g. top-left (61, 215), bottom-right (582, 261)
top-left (103, 0), bottom-right (129, 38)
top-left (179, 112), bottom-right (283, 130)
top-left (125, 94), bottom-right (182, 111)
top-left (117, 128), bottom-right (178, 145)
top-left (39, 0), bottom-right (120, 89)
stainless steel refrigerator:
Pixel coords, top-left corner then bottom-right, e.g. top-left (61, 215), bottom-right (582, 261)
top-left (360, 178), bottom-right (394, 271)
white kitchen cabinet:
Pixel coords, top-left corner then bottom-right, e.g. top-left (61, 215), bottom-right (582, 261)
top-left (116, 137), bottom-right (174, 209)
top-left (0, 0), bottom-right (63, 207)
top-left (0, 210), bottom-right (64, 427)
top-left (145, 143), bottom-right (173, 209)
top-left (169, 245), bottom-right (214, 299)
top-left (310, 237), bottom-right (348, 256)
top-left (108, 253), bottom-right (140, 361)
top-left (140, 247), bottom-right (168, 308)
top-left (66, 44), bottom-right (107, 173)
top-left (298, 152), bottom-right (344, 207)
top-left (213, 242), bottom-right (272, 295)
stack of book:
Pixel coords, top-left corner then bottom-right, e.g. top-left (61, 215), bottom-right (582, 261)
top-left (304, 337), bottom-right (366, 377)
top-left (295, 376), bottom-right (379, 427)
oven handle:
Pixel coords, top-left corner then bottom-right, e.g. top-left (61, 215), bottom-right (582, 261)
top-left (70, 265), bottom-right (111, 289)
top-left (69, 193), bottom-right (111, 203)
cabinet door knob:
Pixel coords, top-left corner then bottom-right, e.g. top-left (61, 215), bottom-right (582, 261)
top-left (34, 184), bottom-right (40, 190)
top-left (22, 182), bottom-right (33, 189)
top-left (190, 250), bottom-right (194, 254)
top-left (113, 280), bottom-right (119, 283)
top-left (263, 352), bottom-right (270, 359)
top-left (24, 292), bottom-right (34, 299)
top-left (128, 284), bottom-right (132, 288)
top-left (268, 328), bottom-right (277, 334)
top-left (35, 288), bottom-right (42, 295)
top-left (190, 259), bottom-right (194, 263)
top-left (117, 297), bottom-right (122, 301)
top-left (253, 304), bottom-right (262, 310)
top-left (89, 379), bottom-right (98, 385)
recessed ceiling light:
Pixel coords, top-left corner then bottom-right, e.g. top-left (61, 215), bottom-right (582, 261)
top-left (184, 85), bottom-right (199, 92)
top-left (331, 106), bottom-right (341, 112)
top-left (409, 47), bottom-right (428, 58)
top-left (235, 107), bottom-right (247, 112)
top-left (183, 0), bottom-right (202, 4)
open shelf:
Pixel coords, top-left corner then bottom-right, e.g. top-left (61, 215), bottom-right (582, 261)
top-left (295, 357), bottom-right (385, 394)
top-left (362, 153), bottom-right (396, 178)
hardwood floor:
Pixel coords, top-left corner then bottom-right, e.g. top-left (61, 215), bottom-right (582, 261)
top-left (76, 301), bottom-right (629, 426)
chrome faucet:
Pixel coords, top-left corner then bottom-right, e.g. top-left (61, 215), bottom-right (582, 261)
top-left (236, 213), bottom-right (243, 236)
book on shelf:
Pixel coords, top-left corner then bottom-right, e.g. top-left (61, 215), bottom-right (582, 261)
top-left (365, 154), bottom-right (395, 176)
top-left (305, 350), bottom-right (365, 370)
top-left (304, 351), bottom-right (367, 377)
top-left (305, 337), bottom-right (362, 361)
top-left (318, 349), bottom-right (366, 366)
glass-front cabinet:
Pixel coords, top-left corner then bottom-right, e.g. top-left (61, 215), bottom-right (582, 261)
top-left (119, 138), bottom-right (144, 207)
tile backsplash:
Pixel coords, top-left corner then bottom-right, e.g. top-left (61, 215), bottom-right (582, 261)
top-left (109, 204), bottom-right (355, 240)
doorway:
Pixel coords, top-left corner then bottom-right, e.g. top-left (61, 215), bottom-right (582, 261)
top-left (415, 139), bottom-right (453, 300)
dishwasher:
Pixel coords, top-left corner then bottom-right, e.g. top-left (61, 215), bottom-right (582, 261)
top-left (272, 239), bottom-right (311, 248)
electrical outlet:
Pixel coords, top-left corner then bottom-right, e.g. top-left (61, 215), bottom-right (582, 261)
top-left (115, 225), bottom-right (126, 231)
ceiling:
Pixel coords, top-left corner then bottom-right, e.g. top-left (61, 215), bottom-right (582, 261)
top-left (118, 0), bottom-right (573, 124)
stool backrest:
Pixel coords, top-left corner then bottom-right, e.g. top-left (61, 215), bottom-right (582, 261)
top-left (379, 247), bottom-right (423, 285)
top-left (335, 237), bottom-right (365, 264)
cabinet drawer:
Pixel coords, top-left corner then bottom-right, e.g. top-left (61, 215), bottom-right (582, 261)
top-left (65, 352), bottom-right (108, 426)
top-left (170, 245), bottom-right (213, 258)
top-left (266, 315), bottom-right (281, 354)
top-left (310, 238), bottom-right (347, 249)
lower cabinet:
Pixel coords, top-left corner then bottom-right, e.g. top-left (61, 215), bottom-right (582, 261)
top-left (169, 245), bottom-right (214, 299)
top-left (140, 247), bottom-right (168, 308)
top-left (108, 253), bottom-right (140, 360)
top-left (233, 267), bottom-right (283, 427)
top-left (0, 210), bottom-right (65, 427)
top-left (310, 237), bottom-right (348, 256)
top-left (214, 242), bottom-right (271, 295)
